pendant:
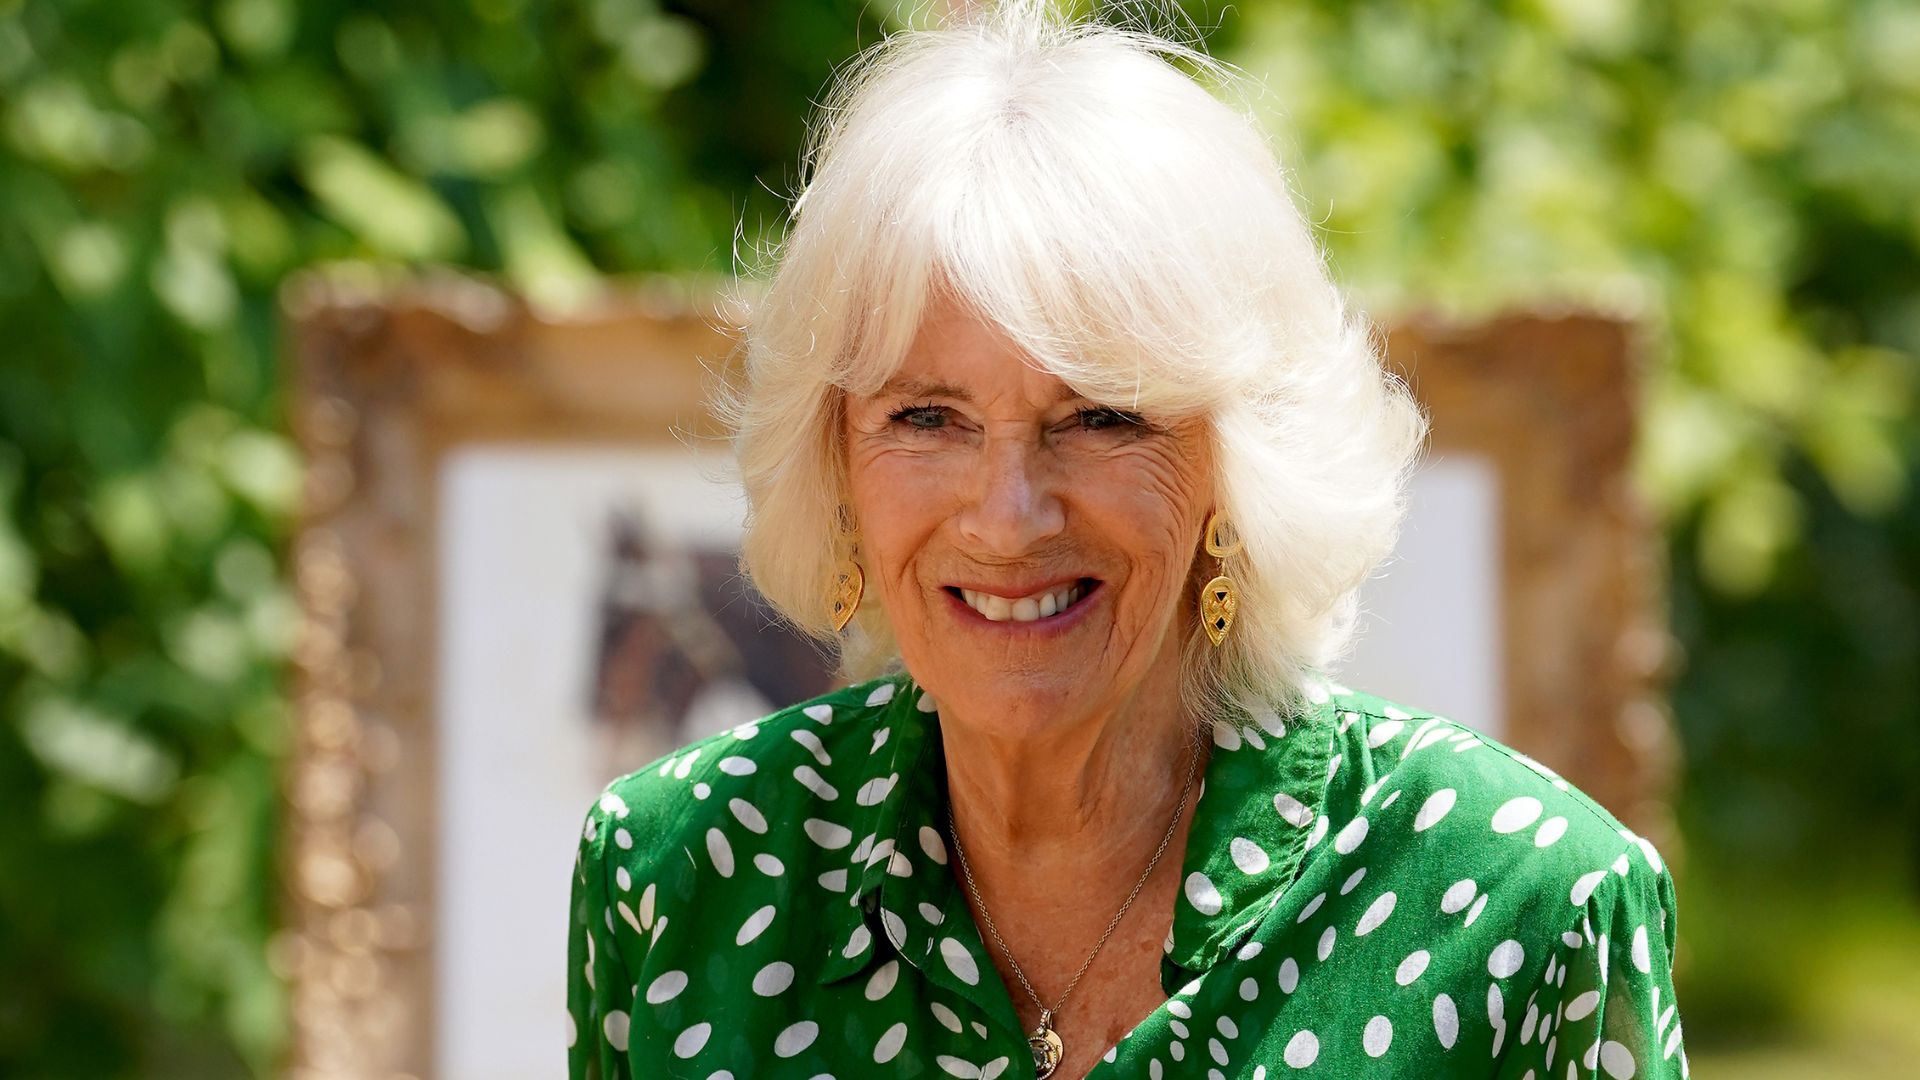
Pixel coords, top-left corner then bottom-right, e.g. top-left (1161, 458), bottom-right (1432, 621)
top-left (828, 557), bottom-right (864, 632)
top-left (1201, 573), bottom-right (1238, 646)
top-left (1028, 1010), bottom-right (1064, 1078)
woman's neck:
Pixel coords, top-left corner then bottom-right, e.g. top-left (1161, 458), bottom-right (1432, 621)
top-left (936, 661), bottom-right (1210, 891)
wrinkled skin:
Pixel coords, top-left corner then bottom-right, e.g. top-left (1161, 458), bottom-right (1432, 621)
top-left (841, 291), bottom-right (1214, 761)
top-left (839, 289), bottom-right (1221, 1077)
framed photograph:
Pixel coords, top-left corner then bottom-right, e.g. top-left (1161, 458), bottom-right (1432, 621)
top-left (280, 270), bottom-right (1673, 1078)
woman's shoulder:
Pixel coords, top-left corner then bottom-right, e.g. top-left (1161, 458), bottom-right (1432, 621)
top-left (571, 675), bottom-right (918, 983)
top-left (1314, 679), bottom-right (1671, 885)
top-left (582, 674), bottom-right (910, 868)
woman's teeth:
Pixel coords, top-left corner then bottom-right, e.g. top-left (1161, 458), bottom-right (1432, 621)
top-left (959, 583), bottom-right (1085, 622)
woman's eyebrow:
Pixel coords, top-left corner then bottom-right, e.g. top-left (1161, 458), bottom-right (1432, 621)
top-left (876, 377), bottom-right (973, 401)
top-left (873, 377), bottom-right (1088, 407)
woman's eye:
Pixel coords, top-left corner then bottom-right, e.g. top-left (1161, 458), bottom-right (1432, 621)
top-left (888, 405), bottom-right (949, 431)
top-left (1075, 406), bottom-right (1146, 432)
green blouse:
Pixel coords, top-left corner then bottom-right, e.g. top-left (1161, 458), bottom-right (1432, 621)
top-left (567, 671), bottom-right (1690, 1079)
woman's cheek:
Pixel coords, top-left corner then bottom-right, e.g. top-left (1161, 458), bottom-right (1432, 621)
top-left (853, 448), bottom-right (965, 551)
top-left (862, 441), bottom-right (974, 495)
top-left (1081, 456), bottom-right (1200, 528)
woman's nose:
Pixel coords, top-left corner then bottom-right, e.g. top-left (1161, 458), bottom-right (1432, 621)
top-left (955, 437), bottom-right (1065, 556)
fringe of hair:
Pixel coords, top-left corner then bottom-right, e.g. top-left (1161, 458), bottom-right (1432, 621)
top-left (712, 0), bottom-right (1431, 723)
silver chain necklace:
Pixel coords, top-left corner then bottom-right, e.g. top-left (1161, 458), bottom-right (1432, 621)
top-left (946, 738), bottom-right (1203, 1079)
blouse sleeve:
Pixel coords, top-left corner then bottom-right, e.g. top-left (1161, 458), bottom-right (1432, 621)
top-left (567, 789), bottom-right (638, 1080)
top-left (1499, 839), bottom-right (1690, 1079)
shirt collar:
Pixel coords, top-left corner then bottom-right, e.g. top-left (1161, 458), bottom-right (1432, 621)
top-left (814, 671), bottom-right (1338, 997)
top-left (812, 674), bottom-right (943, 986)
top-left (1160, 676), bottom-right (1337, 987)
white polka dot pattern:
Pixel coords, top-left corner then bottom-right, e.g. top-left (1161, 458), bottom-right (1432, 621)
top-left (566, 673), bottom-right (1690, 1079)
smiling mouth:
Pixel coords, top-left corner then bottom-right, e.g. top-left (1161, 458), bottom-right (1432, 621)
top-left (944, 578), bottom-right (1101, 623)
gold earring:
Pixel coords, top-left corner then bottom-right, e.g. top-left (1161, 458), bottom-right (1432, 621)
top-left (1200, 510), bottom-right (1241, 647)
top-left (829, 506), bottom-right (865, 632)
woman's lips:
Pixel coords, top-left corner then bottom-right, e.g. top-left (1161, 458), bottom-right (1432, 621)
top-left (942, 578), bottom-right (1102, 627)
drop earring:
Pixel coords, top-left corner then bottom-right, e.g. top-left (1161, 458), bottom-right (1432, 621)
top-left (1199, 510), bottom-right (1241, 647)
top-left (829, 505), bottom-right (865, 632)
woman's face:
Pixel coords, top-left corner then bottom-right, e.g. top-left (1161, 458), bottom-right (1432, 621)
top-left (842, 292), bottom-right (1214, 736)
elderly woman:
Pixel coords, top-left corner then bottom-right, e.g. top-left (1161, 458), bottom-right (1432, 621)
top-left (567, 3), bottom-right (1687, 1078)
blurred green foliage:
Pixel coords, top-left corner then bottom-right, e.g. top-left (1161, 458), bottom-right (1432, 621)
top-left (0, 0), bottom-right (891, 1073)
top-left (0, 0), bottom-right (1914, 1075)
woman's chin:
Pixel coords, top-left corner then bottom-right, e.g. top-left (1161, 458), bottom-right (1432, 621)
top-left (916, 668), bottom-right (1117, 735)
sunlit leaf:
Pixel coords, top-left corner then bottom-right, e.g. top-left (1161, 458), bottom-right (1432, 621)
top-left (217, 0), bottom-right (297, 62)
top-left (486, 182), bottom-right (600, 313)
top-left (50, 221), bottom-right (129, 299)
top-left (297, 135), bottom-right (466, 260)
top-left (456, 97), bottom-right (545, 177)
top-left (88, 473), bottom-right (171, 576)
top-left (219, 427), bottom-right (301, 519)
top-left (19, 694), bottom-right (181, 805)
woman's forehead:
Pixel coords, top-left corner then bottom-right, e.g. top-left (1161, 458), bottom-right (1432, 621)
top-left (855, 295), bottom-right (1136, 405)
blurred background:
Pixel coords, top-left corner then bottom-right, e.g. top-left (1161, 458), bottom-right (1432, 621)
top-left (1, 0), bottom-right (1916, 1076)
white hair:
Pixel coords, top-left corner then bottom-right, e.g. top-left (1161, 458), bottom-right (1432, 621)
top-left (717, 0), bottom-right (1430, 722)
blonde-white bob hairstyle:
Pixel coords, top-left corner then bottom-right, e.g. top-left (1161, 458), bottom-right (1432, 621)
top-left (718, 0), bottom-right (1429, 722)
